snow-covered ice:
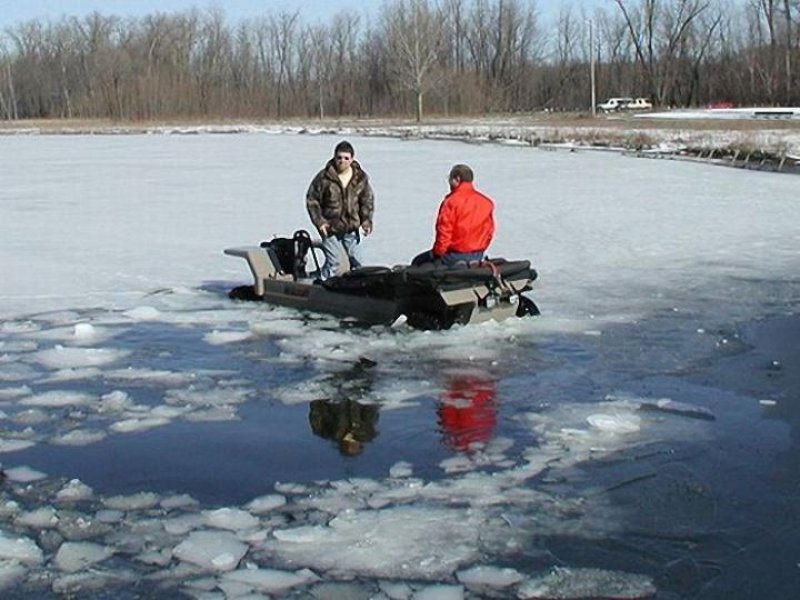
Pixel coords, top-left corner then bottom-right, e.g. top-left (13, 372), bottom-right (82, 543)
top-left (0, 126), bottom-right (798, 598)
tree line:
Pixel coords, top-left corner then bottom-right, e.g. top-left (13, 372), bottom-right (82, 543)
top-left (0, 0), bottom-right (797, 122)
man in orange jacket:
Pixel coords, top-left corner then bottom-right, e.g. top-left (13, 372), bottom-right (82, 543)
top-left (412, 164), bottom-right (495, 266)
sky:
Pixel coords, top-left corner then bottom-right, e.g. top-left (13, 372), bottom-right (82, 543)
top-left (0, 0), bottom-right (608, 30)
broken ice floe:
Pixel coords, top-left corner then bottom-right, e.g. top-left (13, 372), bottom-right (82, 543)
top-left (54, 541), bottom-right (116, 572)
top-left (173, 530), bottom-right (249, 572)
top-left (517, 566), bottom-right (656, 599)
top-left (637, 398), bottom-right (715, 420)
top-left (4, 465), bottom-right (46, 483)
top-left (33, 345), bottom-right (130, 370)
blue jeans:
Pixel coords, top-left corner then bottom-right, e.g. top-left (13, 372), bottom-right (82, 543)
top-left (411, 249), bottom-right (484, 267)
top-left (320, 231), bottom-right (363, 279)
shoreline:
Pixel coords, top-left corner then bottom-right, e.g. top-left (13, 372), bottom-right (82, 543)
top-left (2, 112), bottom-right (798, 164)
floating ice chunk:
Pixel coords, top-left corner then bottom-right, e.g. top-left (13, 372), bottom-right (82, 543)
top-left (1, 320), bottom-right (39, 334)
top-left (274, 482), bottom-right (310, 495)
top-left (161, 494), bottom-right (199, 511)
top-left (4, 465), bottom-right (46, 482)
top-left (0, 560), bottom-right (27, 590)
top-left (136, 548), bottom-right (173, 566)
top-left (54, 541), bottom-right (115, 572)
top-left (34, 345), bottom-right (129, 369)
top-left (164, 513), bottom-right (205, 536)
top-left (15, 506), bottom-right (59, 528)
top-left (51, 429), bottom-right (107, 446)
top-left (456, 565), bottom-right (525, 587)
top-left (73, 323), bottom-right (96, 340)
top-left (759, 399), bottom-right (777, 407)
top-left (98, 390), bottom-right (136, 412)
top-left (166, 386), bottom-right (252, 407)
top-left (104, 492), bottom-right (160, 511)
top-left (245, 494), bottom-right (287, 515)
top-left (20, 390), bottom-right (95, 407)
top-left (172, 530), bottom-right (248, 572)
top-left (586, 413), bottom-right (641, 434)
top-left (219, 567), bottom-right (319, 593)
top-left (638, 398), bottom-right (715, 421)
top-left (266, 506), bottom-right (480, 580)
top-left (517, 566), bottom-right (656, 599)
top-left (10, 408), bottom-right (48, 424)
top-left (183, 406), bottom-right (239, 422)
top-left (105, 367), bottom-right (196, 386)
top-left (123, 306), bottom-right (162, 321)
top-left (0, 362), bottom-right (38, 382)
top-left (272, 525), bottom-right (330, 543)
top-left (203, 508), bottom-right (259, 531)
top-left (95, 510), bottom-right (124, 524)
top-left (389, 461), bottom-right (414, 478)
top-left (42, 367), bottom-right (103, 382)
top-left (0, 532), bottom-right (44, 565)
top-left (413, 584), bottom-right (465, 599)
top-left (380, 580), bottom-right (415, 599)
top-left (56, 479), bottom-right (94, 502)
top-left (0, 439), bottom-right (35, 453)
top-left (0, 385), bottom-right (31, 400)
top-left (110, 416), bottom-right (171, 433)
top-left (204, 330), bottom-right (253, 345)
top-left (440, 455), bottom-right (476, 474)
top-left (51, 569), bottom-right (137, 596)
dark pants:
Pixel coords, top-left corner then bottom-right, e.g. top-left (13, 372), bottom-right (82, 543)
top-left (411, 250), bottom-right (485, 267)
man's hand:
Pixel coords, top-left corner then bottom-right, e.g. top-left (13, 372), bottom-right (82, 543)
top-left (361, 223), bottom-right (372, 236)
top-left (319, 223), bottom-right (330, 238)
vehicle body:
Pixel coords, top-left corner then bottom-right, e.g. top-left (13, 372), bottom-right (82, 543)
top-left (626, 97), bottom-right (653, 110)
top-left (597, 97), bottom-right (633, 112)
top-left (597, 97), bottom-right (652, 112)
top-left (224, 230), bottom-right (539, 330)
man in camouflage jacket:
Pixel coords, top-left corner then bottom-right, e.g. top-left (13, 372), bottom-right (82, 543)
top-left (306, 140), bottom-right (375, 279)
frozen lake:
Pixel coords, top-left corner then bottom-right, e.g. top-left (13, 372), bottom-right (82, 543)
top-left (0, 132), bottom-right (798, 598)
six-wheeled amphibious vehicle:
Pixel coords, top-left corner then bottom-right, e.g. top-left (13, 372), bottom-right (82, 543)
top-left (225, 230), bottom-right (539, 330)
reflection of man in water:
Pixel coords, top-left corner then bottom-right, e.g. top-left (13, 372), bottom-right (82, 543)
top-left (437, 373), bottom-right (497, 452)
top-left (309, 398), bottom-right (379, 456)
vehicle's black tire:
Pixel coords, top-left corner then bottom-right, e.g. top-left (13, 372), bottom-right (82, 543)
top-left (228, 285), bottom-right (261, 301)
top-left (516, 295), bottom-right (540, 317)
top-left (406, 311), bottom-right (448, 331)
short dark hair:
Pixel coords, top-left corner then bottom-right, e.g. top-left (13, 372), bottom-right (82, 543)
top-left (334, 140), bottom-right (355, 156)
top-left (449, 164), bottom-right (474, 183)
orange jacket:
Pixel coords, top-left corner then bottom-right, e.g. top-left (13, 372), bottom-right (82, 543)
top-left (433, 182), bottom-right (495, 257)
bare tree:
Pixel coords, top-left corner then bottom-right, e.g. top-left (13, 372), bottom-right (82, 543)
top-left (615, 0), bottom-right (710, 106)
top-left (382, 0), bottom-right (447, 122)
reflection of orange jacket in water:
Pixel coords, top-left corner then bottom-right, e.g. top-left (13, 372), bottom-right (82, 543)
top-left (437, 376), bottom-right (497, 451)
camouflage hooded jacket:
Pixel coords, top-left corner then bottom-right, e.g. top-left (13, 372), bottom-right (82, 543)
top-left (305, 159), bottom-right (374, 235)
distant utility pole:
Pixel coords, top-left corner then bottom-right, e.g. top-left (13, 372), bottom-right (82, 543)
top-left (589, 19), bottom-right (596, 117)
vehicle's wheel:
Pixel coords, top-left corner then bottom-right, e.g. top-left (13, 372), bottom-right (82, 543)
top-left (406, 311), bottom-right (448, 331)
top-left (516, 295), bottom-right (540, 317)
top-left (228, 285), bottom-right (261, 301)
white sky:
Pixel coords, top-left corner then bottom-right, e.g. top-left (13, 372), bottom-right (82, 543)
top-left (0, 0), bottom-right (608, 29)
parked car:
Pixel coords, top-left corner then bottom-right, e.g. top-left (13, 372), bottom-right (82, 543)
top-left (597, 97), bottom-right (633, 112)
top-left (626, 97), bottom-right (653, 110)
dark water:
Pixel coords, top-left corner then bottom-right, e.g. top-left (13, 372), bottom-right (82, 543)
top-left (2, 281), bottom-right (799, 599)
